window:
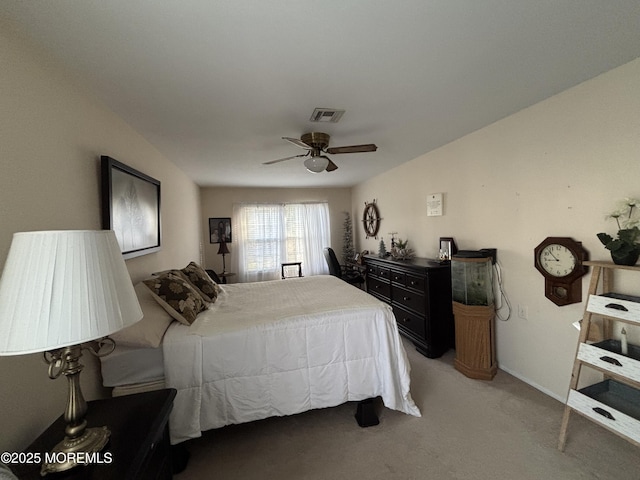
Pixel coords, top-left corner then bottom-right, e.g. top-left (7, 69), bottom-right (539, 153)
top-left (232, 203), bottom-right (331, 282)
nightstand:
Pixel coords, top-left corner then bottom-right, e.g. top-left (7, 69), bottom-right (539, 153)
top-left (13, 388), bottom-right (176, 479)
top-left (218, 272), bottom-right (236, 284)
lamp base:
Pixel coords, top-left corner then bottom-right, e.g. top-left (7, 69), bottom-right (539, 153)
top-left (41, 426), bottom-right (110, 475)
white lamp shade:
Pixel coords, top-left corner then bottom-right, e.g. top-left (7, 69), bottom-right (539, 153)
top-left (304, 156), bottom-right (329, 173)
top-left (0, 230), bottom-right (143, 355)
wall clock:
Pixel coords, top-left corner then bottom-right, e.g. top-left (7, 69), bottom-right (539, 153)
top-left (534, 237), bottom-right (588, 306)
top-left (362, 200), bottom-right (381, 239)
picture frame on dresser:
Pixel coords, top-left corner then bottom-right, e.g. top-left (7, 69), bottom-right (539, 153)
top-left (101, 156), bottom-right (161, 259)
top-left (439, 237), bottom-right (457, 261)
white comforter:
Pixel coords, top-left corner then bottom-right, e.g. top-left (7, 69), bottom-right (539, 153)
top-left (162, 275), bottom-right (420, 444)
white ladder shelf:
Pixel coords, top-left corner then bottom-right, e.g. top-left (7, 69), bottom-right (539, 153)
top-left (558, 261), bottom-right (640, 450)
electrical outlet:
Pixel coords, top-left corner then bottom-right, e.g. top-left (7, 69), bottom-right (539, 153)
top-left (518, 305), bottom-right (528, 320)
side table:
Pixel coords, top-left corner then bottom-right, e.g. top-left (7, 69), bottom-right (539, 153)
top-left (12, 388), bottom-right (176, 480)
top-left (218, 272), bottom-right (236, 284)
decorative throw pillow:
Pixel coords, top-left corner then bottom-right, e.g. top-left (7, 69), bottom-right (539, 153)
top-left (181, 261), bottom-right (221, 303)
top-left (143, 272), bottom-right (209, 325)
top-left (109, 282), bottom-right (174, 348)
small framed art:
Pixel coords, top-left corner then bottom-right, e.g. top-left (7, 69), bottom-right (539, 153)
top-left (209, 218), bottom-right (232, 243)
top-left (439, 237), bottom-right (457, 261)
top-left (427, 193), bottom-right (443, 216)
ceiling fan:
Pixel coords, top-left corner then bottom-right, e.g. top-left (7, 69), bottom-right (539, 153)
top-left (263, 132), bottom-right (377, 173)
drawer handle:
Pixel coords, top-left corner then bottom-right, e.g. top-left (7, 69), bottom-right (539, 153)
top-left (605, 303), bottom-right (628, 312)
top-left (410, 281), bottom-right (417, 286)
top-left (599, 355), bottom-right (622, 367)
top-left (592, 407), bottom-right (615, 420)
top-left (403, 317), bottom-right (411, 323)
top-left (403, 296), bottom-right (410, 301)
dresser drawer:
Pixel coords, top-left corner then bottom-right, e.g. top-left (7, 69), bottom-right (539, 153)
top-left (393, 285), bottom-right (426, 314)
top-left (367, 264), bottom-right (380, 277)
top-left (577, 341), bottom-right (640, 383)
top-left (391, 270), bottom-right (405, 286)
top-left (587, 293), bottom-right (640, 324)
top-left (372, 266), bottom-right (390, 280)
top-left (567, 380), bottom-right (640, 445)
top-left (406, 273), bottom-right (425, 292)
top-left (368, 276), bottom-right (391, 300)
top-left (393, 305), bottom-right (426, 339)
top-left (368, 264), bottom-right (390, 280)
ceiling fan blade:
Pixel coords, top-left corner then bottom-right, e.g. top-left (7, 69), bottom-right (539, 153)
top-left (325, 158), bottom-right (338, 172)
top-left (283, 136), bottom-right (312, 150)
top-left (326, 144), bottom-right (378, 154)
top-left (263, 153), bottom-right (307, 165)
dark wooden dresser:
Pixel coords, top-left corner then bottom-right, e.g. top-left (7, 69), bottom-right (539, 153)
top-left (364, 255), bottom-right (454, 358)
top-left (13, 388), bottom-right (176, 480)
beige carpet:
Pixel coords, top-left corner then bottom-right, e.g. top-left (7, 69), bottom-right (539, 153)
top-left (175, 339), bottom-right (640, 479)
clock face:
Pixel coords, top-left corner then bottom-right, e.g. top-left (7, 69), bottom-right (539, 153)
top-left (539, 244), bottom-right (577, 277)
top-left (534, 237), bottom-right (587, 306)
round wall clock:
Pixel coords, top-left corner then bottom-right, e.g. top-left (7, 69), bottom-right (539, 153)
top-left (362, 201), bottom-right (381, 239)
top-left (534, 237), bottom-right (588, 306)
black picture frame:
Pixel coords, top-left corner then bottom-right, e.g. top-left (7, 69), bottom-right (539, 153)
top-left (439, 237), bottom-right (458, 261)
top-left (209, 217), bottom-right (232, 243)
top-left (101, 156), bottom-right (161, 259)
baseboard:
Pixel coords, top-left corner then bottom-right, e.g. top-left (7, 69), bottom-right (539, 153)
top-left (498, 365), bottom-right (566, 403)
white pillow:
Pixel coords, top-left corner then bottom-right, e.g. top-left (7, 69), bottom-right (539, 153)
top-left (109, 282), bottom-right (174, 348)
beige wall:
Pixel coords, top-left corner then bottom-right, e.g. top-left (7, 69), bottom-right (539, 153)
top-left (0, 21), bottom-right (201, 450)
top-left (200, 187), bottom-right (352, 275)
top-left (353, 58), bottom-right (640, 401)
top-left (2, 9), bottom-right (639, 453)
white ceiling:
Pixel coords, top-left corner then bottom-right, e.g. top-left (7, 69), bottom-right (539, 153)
top-left (4, 1), bottom-right (640, 188)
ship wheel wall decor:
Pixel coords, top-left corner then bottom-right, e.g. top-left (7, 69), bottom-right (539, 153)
top-left (363, 200), bottom-right (381, 239)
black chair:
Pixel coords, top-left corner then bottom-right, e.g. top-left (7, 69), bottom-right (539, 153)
top-left (281, 262), bottom-right (303, 279)
top-left (323, 247), bottom-right (365, 288)
top-left (205, 269), bottom-right (222, 284)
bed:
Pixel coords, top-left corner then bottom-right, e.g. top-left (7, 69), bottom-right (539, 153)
top-left (101, 272), bottom-right (420, 445)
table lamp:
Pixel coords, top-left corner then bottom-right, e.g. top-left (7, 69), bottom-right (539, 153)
top-left (0, 230), bottom-right (143, 475)
top-left (217, 240), bottom-right (230, 273)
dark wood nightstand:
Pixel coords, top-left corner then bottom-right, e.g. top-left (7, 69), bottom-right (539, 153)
top-left (13, 388), bottom-right (176, 480)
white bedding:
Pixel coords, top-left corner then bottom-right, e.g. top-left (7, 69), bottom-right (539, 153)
top-left (163, 275), bottom-right (420, 444)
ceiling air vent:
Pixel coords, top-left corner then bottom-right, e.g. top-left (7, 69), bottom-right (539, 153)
top-left (310, 108), bottom-right (345, 123)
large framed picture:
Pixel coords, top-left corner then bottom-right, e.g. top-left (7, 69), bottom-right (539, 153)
top-left (101, 156), bottom-right (161, 259)
top-left (209, 218), bottom-right (232, 243)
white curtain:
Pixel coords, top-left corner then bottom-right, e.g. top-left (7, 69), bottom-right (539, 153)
top-left (232, 202), bottom-right (330, 282)
top-left (232, 203), bottom-right (286, 283)
top-left (297, 203), bottom-right (331, 276)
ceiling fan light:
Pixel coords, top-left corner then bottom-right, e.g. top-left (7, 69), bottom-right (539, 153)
top-left (304, 156), bottom-right (329, 173)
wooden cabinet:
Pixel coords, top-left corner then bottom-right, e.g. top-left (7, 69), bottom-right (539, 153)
top-left (14, 389), bottom-right (177, 479)
top-left (364, 255), bottom-right (454, 358)
top-left (559, 261), bottom-right (640, 450)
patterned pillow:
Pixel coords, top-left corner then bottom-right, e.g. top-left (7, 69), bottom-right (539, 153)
top-left (181, 261), bottom-right (221, 303)
top-left (143, 272), bottom-right (209, 325)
